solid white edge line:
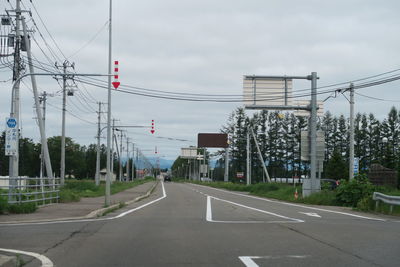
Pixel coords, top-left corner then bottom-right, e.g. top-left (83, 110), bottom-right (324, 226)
top-left (239, 256), bottom-right (259, 267)
top-left (0, 182), bottom-right (167, 227)
top-left (0, 248), bottom-right (53, 267)
top-left (192, 184), bottom-right (386, 221)
top-left (206, 196), bottom-right (212, 222)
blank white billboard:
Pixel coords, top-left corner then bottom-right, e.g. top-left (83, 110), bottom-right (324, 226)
top-left (243, 77), bottom-right (293, 106)
top-left (181, 147), bottom-right (198, 159)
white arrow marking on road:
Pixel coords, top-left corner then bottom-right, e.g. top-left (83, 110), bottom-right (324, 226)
top-left (299, 212), bottom-right (321, 218)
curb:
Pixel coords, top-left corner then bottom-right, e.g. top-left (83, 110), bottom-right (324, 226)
top-left (88, 180), bottom-right (159, 217)
top-left (0, 181), bottom-right (159, 225)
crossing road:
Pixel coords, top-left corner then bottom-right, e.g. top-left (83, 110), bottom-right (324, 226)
top-left (1, 182), bottom-right (399, 266)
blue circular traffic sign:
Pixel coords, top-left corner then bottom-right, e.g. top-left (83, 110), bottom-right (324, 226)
top-left (7, 118), bottom-right (17, 128)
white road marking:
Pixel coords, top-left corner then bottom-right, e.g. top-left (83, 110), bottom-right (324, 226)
top-left (206, 195), bottom-right (304, 224)
top-left (192, 184), bottom-right (386, 221)
top-left (239, 256), bottom-right (259, 267)
top-left (299, 212), bottom-right (321, 218)
top-left (0, 248), bottom-right (53, 267)
top-left (0, 182), bottom-right (167, 227)
top-left (239, 255), bottom-right (310, 267)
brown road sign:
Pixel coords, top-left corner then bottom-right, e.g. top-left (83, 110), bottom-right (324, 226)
top-left (198, 133), bottom-right (228, 148)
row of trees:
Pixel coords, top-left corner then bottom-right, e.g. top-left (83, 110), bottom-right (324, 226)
top-left (174, 106), bottom-right (400, 185)
top-left (0, 134), bottom-right (119, 178)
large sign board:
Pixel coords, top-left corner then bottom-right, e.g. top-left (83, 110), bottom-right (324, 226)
top-left (243, 76), bottom-right (293, 106)
top-left (293, 100), bottom-right (324, 117)
top-left (181, 147), bottom-right (198, 159)
top-left (301, 130), bottom-right (325, 161)
top-left (5, 117), bottom-right (18, 156)
top-left (198, 133), bottom-right (228, 148)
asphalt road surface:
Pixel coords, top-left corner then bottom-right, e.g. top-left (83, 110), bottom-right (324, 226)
top-left (1, 181), bottom-right (399, 267)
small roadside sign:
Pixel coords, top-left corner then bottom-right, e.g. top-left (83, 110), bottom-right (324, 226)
top-left (236, 172), bottom-right (244, 178)
top-left (5, 117), bottom-right (18, 156)
top-left (353, 157), bottom-right (359, 175)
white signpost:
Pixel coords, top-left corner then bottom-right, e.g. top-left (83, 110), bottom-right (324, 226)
top-left (5, 117), bottom-right (18, 156)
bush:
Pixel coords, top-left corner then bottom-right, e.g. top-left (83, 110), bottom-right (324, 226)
top-left (7, 202), bottom-right (37, 214)
top-left (356, 196), bottom-right (375, 211)
top-left (303, 191), bottom-right (338, 206)
top-left (0, 196), bottom-right (8, 214)
top-left (336, 174), bottom-right (374, 207)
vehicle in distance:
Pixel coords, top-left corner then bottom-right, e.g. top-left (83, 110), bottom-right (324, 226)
top-left (164, 175), bottom-right (171, 182)
top-left (200, 177), bottom-right (212, 182)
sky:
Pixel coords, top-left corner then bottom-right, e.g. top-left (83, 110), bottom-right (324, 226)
top-left (1, 0), bottom-right (400, 163)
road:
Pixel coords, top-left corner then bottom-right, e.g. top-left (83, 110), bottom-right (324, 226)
top-left (1, 181), bottom-right (399, 266)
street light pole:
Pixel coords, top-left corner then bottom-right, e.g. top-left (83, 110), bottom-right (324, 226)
top-left (105, 0), bottom-right (113, 206)
top-left (349, 83), bottom-right (355, 180)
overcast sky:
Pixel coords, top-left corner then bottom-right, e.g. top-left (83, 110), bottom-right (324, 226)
top-left (1, 0), bottom-right (400, 161)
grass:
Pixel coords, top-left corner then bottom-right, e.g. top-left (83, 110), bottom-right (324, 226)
top-left (59, 177), bottom-right (155, 203)
top-left (180, 178), bottom-right (400, 216)
top-left (102, 202), bottom-right (126, 216)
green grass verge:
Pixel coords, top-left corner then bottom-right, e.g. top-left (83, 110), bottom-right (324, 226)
top-left (179, 178), bottom-right (400, 215)
top-left (59, 177), bottom-right (155, 203)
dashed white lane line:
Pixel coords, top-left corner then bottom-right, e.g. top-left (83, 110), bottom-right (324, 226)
top-left (206, 195), bottom-right (304, 224)
top-left (0, 182), bottom-right (167, 227)
top-left (0, 248), bottom-right (53, 267)
top-left (239, 255), bottom-right (310, 267)
top-left (191, 184), bottom-right (386, 222)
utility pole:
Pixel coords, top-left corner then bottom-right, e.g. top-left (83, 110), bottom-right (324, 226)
top-left (111, 118), bottom-right (116, 177)
top-left (119, 131), bottom-right (124, 181)
top-left (95, 102), bottom-right (102, 186)
top-left (309, 72), bottom-right (318, 194)
top-left (9, 0), bottom-right (22, 183)
top-left (349, 83), bottom-right (355, 180)
top-left (246, 128), bottom-right (251, 185)
top-left (59, 61), bottom-right (74, 186)
top-left (105, 0), bottom-right (113, 206)
top-left (21, 18), bottom-right (53, 181)
top-left (132, 143), bottom-right (135, 181)
top-left (39, 92), bottom-right (47, 179)
top-left (126, 137), bottom-right (130, 181)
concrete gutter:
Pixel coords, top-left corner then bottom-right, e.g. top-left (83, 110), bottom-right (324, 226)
top-left (0, 254), bottom-right (16, 267)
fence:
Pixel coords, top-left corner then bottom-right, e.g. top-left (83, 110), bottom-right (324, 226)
top-left (0, 176), bottom-right (60, 205)
top-left (373, 192), bottom-right (400, 214)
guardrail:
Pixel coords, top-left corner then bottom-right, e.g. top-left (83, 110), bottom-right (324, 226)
top-left (0, 177), bottom-right (60, 205)
top-left (373, 192), bottom-right (400, 214)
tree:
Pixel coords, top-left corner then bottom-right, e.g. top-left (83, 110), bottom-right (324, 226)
top-left (325, 149), bottom-right (348, 180)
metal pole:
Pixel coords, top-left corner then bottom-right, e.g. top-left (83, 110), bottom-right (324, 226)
top-left (224, 147), bottom-right (229, 182)
top-left (131, 143), bottom-right (135, 179)
top-left (9, 0), bottom-right (21, 185)
top-left (250, 127), bottom-right (271, 183)
top-left (39, 91), bottom-right (47, 179)
top-left (309, 72), bottom-right (319, 195)
top-left (349, 83), bottom-right (355, 180)
top-left (126, 138), bottom-right (130, 181)
top-left (246, 128), bottom-right (251, 185)
top-left (22, 18), bottom-right (53, 180)
top-left (60, 62), bottom-right (67, 185)
top-left (105, 0), bottom-right (113, 206)
top-left (95, 102), bottom-right (101, 185)
top-left (119, 132), bottom-right (123, 181)
top-left (111, 119), bottom-right (115, 176)
top-left (203, 148), bottom-right (206, 178)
